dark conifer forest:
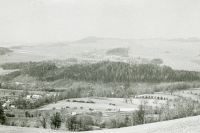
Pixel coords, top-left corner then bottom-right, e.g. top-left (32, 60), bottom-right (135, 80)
top-left (1, 61), bottom-right (200, 83)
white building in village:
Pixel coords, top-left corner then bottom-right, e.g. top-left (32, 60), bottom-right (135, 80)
top-left (2, 100), bottom-right (11, 108)
top-left (53, 93), bottom-right (60, 97)
top-left (32, 94), bottom-right (42, 99)
top-left (2, 103), bottom-right (6, 108)
top-left (10, 105), bottom-right (15, 109)
top-left (15, 82), bottom-right (23, 86)
top-left (119, 108), bottom-right (137, 112)
top-left (26, 95), bottom-right (31, 99)
top-left (46, 94), bottom-right (51, 96)
top-left (71, 112), bottom-right (77, 116)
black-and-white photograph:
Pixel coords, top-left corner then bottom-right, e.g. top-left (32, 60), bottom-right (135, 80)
top-left (1, 0), bottom-right (200, 133)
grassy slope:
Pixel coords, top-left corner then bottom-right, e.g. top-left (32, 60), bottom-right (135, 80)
top-left (1, 115), bottom-right (200, 133)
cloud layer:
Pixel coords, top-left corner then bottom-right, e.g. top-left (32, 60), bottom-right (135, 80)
top-left (0, 0), bottom-right (200, 43)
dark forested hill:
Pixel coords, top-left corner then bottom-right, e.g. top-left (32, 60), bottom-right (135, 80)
top-left (42, 61), bottom-right (200, 83)
top-left (0, 47), bottom-right (13, 55)
top-left (1, 61), bottom-right (200, 83)
top-left (106, 48), bottom-right (129, 57)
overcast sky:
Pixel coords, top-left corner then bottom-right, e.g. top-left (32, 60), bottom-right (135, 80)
top-left (0, 0), bottom-right (200, 43)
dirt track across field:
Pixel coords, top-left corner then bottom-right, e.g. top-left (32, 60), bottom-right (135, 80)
top-left (1, 115), bottom-right (200, 133)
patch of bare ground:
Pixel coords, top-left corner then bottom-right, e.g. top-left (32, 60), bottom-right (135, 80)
top-left (1, 115), bottom-right (200, 133)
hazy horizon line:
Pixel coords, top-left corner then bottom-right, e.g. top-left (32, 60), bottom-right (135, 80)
top-left (1, 36), bottom-right (200, 46)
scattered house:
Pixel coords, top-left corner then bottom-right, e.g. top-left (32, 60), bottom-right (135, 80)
top-left (10, 105), bottom-right (15, 109)
top-left (2, 100), bottom-right (11, 108)
top-left (6, 100), bottom-right (10, 106)
top-left (46, 94), bottom-right (51, 97)
top-left (2, 103), bottom-right (6, 108)
top-left (26, 95), bottom-right (31, 99)
top-left (15, 82), bottom-right (23, 86)
top-left (71, 112), bottom-right (83, 116)
top-left (53, 93), bottom-right (60, 97)
top-left (119, 108), bottom-right (137, 112)
top-left (32, 94), bottom-right (41, 99)
top-left (71, 112), bottom-right (77, 116)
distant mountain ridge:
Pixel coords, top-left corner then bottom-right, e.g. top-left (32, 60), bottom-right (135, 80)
top-left (2, 36), bottom-right (200, 47)
top-left (70, 36), bottom-right (200, 44)
top-left (71, 36), bottom-right (101, 44)
top-left (71, 36), bottom-right (134, 44)
top-left (168, 37), bottom-right (200, 42)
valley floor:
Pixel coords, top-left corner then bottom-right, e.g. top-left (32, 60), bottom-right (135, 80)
top-left (1, 115), bottom-right (200, 133)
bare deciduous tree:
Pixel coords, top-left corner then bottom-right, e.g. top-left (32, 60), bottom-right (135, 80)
top-left (38, 112), bottom-right (49, 129)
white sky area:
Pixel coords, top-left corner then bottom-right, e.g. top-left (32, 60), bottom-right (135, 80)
top-left (0, 0), bottom-right (200, 43)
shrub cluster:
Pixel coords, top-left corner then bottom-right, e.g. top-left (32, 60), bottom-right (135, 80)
top-left (5, 113), bottom-right (15, 117)
top-left (67, 114), bottom-right (94, 131)
top-left (73, 100), bottom-right (85, 103)
top-left (86, 101), bottom-right (95, 104)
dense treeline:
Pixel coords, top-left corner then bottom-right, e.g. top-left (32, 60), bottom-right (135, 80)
top-left (0, 61), bottom-right (57, 81)
top-left (1, 62), bottom-right (33, 70)
top-left (43, 61), bottom-right (200, 83)
top-left (0, 71), bottom-right (21, 81)
top-left (1, 61), bottom-right (200, 83)
top-left (22, 62), bottom-right (57, 79)
top-left (153, 82), bottom-right (200, 93)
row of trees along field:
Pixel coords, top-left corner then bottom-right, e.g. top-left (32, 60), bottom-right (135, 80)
top-left (1, 61), bottom-right (200, 83)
